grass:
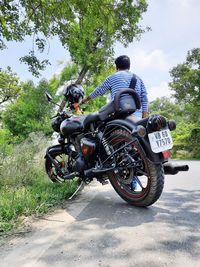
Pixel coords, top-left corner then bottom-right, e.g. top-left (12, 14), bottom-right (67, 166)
top-left (0, 179), bottom-right (78, 234)
top-left (0, 133), bottom-right (78, 235)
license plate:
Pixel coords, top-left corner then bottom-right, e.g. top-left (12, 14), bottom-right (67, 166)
top-left (148, 129), bottom-right (173, 153)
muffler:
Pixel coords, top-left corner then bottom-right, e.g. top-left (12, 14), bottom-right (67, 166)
top-left (163, 162), bottom-right (189, 175)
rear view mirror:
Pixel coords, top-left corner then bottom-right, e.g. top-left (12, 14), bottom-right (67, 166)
top-left (44, 90), bottom-right (62, 108)
top-left (45, 91), bottom-right (53, 102)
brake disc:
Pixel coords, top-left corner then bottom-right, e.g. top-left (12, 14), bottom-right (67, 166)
top-left (115, 154), bottom-right (134, 184)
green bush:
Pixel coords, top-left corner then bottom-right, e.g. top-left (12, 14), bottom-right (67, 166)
top-left (0, 129), bottom-right (13, 157)
top-left (2, 80), bottom-right (53, 141)
top-left (172, 122), bottom-right (200, 159)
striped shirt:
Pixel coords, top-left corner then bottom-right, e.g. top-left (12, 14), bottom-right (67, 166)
top-left (89, 70), bottom-right (148, 113)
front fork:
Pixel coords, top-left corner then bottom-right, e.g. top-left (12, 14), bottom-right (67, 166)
top-left (45, 143), bottom-right (78, 180)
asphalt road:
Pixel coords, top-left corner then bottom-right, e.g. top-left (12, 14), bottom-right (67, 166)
top-left (1, 160), bottom-right (200, 267)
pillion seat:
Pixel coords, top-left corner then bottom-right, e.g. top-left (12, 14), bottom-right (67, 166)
top-left (83, 88), bottom-right (141, 129)
top-left (98, 88), bottom-right (141, 121)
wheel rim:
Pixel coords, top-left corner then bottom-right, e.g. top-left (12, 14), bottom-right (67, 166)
top-left (109, 136), bottom-right (151, 200)
top-left (45, 153), bottom-right (69, 183)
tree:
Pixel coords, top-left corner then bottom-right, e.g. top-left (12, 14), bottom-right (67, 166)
top-left (149, 96), bottom-right (183, 121)
top-left (0, 0), bottom-right (50, 75)
top-left (0, 1), bottom-right (29, 48)
top-left (169, 48), bottom-right (200, 158)
top-left (169, 48), bottom-right (200, 108)
top-left (0, 0), bottom-right (148, 78)
top-left (0, 67), bottom-right (21, 106)
top-left (2, 79), bottom-right (53, 140)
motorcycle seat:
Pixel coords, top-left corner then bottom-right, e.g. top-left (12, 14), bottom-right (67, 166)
top-left (98, 88), bottom-right (141, 121)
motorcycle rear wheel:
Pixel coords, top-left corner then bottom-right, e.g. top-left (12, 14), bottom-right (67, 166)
top-left (107, 129), bottom-right (165, 207)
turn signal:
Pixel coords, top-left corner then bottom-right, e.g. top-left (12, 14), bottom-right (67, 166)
top-left (168, 120), bottom-right (176, 131)
top-left (135, 125), bottom-right (146, 137)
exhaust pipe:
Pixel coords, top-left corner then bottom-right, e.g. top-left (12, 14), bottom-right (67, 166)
top-left (163, 162), bottom-right (189, 175)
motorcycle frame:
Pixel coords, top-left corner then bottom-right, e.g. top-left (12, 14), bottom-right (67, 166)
top-left (45, 117), bottom-right (167, 181)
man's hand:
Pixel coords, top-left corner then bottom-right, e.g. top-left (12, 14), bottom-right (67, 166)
top-left (81, 96), bottom-right (91, 105)
top-left (142, 111), bottom-right (149, 118)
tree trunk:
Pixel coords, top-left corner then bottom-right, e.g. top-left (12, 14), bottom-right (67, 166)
top-left (75, 64), bottom-right (89, 84)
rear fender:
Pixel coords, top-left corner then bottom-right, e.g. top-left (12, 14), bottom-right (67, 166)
top-left (105, 119), bottom-right (164, 163)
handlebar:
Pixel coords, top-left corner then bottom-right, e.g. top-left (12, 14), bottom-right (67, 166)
top-left (50, 103), bottom-right (83, 120)
top-left (50, 110), bottom-right (71, 120)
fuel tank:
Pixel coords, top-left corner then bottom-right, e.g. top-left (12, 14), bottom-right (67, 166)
top-left (60, 116), bottom-right (84, 137)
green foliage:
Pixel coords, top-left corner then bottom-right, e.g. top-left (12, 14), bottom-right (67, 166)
top-left (48, 63), bottom-right (78, 94)
top-left (59, 63), bottom-right (78, 85)
top-left (169, 48), bottom-right (200, 115)
top-left (20, 51), bottom-right (51, 78)
top-left (168, 48), bottom-right (200, 158)
top-left (53, 0), bottom-right (148, 71)
top-left (149, 97), bottom-right (183, 122)
top-left (83, 64), bottom-right (115, 112)
top-left (0, 1), bottom-right (29, 47)
top-left (0, 133), bottom-right (78, 234)
top-left (189, 126), bottom-right (200, 158)
top-left (149, 96), bottom-right (200, 159)
top-left (171, 122), bottom-right (199, 159)
top-left (0, 67), bottom-right (21, 105)
top-left (2, 79), bottom-right (53, 141)
top-left (0, 129), bottom-right (13, 159)
top-left (1, 1), bottom-right (148, 77)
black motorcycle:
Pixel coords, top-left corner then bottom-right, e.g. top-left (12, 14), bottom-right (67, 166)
top-left (44, 84), bottom-right (189, 207)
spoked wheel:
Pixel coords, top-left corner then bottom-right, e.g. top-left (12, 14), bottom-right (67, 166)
top-left (106, 129), bottom-right (165, 207)
top-left (45, 152), bottom-right (70, 183)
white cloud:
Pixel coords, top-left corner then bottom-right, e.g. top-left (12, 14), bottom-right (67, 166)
top-left (168, 0), bottom-right (192, 9)
top-left (148, 81), bottom-right (172, 101)
top-left (129, 49), bottom-right (170, 72)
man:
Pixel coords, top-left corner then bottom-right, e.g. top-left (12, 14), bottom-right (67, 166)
top-left (81, 55), bottom-right (148, 119)
top-left (82, 55), bottom-right (148, 191)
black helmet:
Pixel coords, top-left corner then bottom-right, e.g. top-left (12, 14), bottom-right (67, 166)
top-left (63, 84), bottom-right (84, 104)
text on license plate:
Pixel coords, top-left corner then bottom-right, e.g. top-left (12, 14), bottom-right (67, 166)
top-left (148, 129), bottom-right (173, 153)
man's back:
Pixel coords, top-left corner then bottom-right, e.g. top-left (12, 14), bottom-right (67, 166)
top-left (82, 55), bottom-right (148, 119)
top-left (105, 70), bottom-right (133, 99)
top-left (89, 70), bottom-right (148, 115)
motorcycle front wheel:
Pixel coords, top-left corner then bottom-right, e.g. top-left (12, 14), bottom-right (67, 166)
top-left (107, 129), bottom-right (165, 207)
top-left (45, 152), bottom-right (69, 183)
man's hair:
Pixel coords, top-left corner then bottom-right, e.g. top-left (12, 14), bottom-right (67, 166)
top-left (115, 55), bottom-right (130, 70)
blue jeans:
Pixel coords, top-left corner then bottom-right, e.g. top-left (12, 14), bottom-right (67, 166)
top-left (131, 111), bottom-right (142, 190)
top-left (134, 110), bottom-right (142, 118)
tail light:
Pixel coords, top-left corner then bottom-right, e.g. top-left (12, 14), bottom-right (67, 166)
top-left (162, 150), bottom-right (171, 159)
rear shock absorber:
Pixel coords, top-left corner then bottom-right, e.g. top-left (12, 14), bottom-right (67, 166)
top-left (102, 137), bottom-right (112, 156)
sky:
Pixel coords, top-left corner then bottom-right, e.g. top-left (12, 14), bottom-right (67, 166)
top-left (0, 0), bottom-right (200, 101)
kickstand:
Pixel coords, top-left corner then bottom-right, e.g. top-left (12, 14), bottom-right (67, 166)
top-left (68, 180), bottom-right (85, 200)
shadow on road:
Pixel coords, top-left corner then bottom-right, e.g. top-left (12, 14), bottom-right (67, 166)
top-left (27, 188), bottom-right (200, 267)
top-left (68, 187), bottom-right (200, 229)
